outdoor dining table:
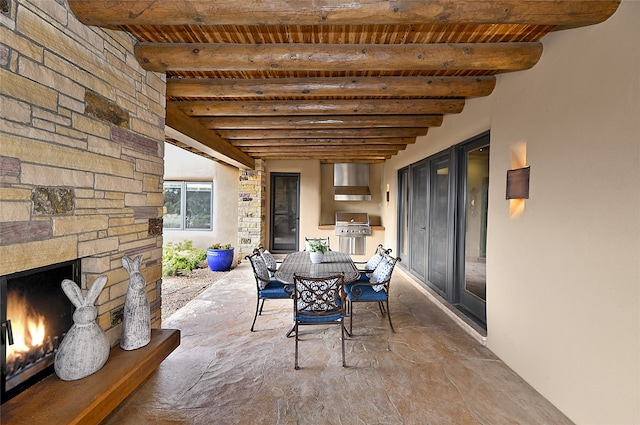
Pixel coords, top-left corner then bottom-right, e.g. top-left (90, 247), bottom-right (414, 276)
top-left (275, 250), bottom-right (360, 337)
top-left (274, 250), bottom-right (360, 285)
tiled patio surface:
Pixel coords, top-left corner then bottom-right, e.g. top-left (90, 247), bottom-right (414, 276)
top-left (102, 260), bottom-right (573, 424)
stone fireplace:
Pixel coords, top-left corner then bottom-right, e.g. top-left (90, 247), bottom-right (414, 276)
top-left (0, 0), bottom-right (166, 401)
top-left (1, 260), bottom-right (78, 400)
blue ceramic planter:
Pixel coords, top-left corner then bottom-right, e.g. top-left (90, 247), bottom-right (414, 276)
top-left (206, 248), bottom-right (234, 271)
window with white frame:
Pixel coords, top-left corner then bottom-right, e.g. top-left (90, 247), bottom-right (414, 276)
top-left (163, 181), bottom-right (213, 230)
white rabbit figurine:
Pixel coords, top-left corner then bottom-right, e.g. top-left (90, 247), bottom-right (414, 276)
top-left (54, 275), bottom-right (110, 381)
top-left (120, 255), bottom-right (151, 350)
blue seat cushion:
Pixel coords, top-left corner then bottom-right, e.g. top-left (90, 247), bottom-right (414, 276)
top-left (296, 311), bottom-right (344, 323)
top-left (259, 281), bottom-right (291, 299)
top-left (345, 283), bottom-right (388, 302)
top-left (357, 273), bottom-right (370, 282)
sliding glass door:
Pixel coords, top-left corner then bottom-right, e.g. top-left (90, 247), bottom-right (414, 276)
top-left (403, 152), bottom-right (453, 298)
top-left (398, 132), bottom-right (489, 327)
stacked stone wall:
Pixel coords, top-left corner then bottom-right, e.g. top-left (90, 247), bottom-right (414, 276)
top-left (0, 0), bottom-right (166, 344)
top-left (237, 159), bottom-right (266, 257)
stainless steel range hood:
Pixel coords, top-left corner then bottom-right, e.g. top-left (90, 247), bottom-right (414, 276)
top-left (334, 163), bottom-right (372, 201)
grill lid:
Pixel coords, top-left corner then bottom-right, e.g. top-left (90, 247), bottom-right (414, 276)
top-left (335, 212), bottom-right (369, 225)
top-left (335, 212), bottom-right (371, 235)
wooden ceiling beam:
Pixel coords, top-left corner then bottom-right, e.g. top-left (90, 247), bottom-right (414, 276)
top-left (167, 76), bottom-right (496, 99)
top-left (136, 42), bottom-right (542, 73)
top-left (320, 159), bottom-right (386, 164)
top-left (69, 0), bottom-right (620, 29)
top-left (253, 152), bottom-right (393, 160)
top-left (199, 115), bottom-right (442, 130)
top-left (174, 99), bottom-right (464, 116)
top-left (165, 103), bottom-right (254, 169)
top-left (241, 145), bottom-right (407, 153)
top-left (215, 127), bottom-right (427, 140)
top-left (229, 138), bottom-right (417, 147)
top-left (258, 152), bottom-right (393, 156)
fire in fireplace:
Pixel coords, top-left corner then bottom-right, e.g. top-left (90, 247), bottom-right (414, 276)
top-left (1, 259), bottom-right (79, 402)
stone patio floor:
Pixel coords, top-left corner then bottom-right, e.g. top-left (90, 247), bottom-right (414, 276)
top-left (102, 259), bottom-right (573, 425)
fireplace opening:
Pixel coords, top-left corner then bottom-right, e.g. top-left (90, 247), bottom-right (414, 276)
top-left (1, 259), bottom-right (80, 403)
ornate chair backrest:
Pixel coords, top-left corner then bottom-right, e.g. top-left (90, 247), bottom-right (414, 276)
top-left (246, 250), bottom-right (271, 290)
top-left (293, 274), bottom-right (344, 318)
top-left (370, 254), bottom-right (401, 292)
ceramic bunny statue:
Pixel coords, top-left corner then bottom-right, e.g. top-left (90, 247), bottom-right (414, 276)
top-left (120, 255), bottom-right (151, 350)
top-left (54, 275), bottom-right (110, 381)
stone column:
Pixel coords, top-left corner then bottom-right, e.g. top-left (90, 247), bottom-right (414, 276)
top-left (237, 159), bottom-right (266, 257)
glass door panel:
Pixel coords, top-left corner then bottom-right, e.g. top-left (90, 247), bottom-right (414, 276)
top-left (270, 173), bottom-right (299, 252)
top-left (456, 137), bottom-right (489, 324)
top-left (397, 168), bottom-right (410, 264)
top-left (409, 161), bottom-right (428, 281)
top-left (427, 155), bottom-right (450, 295)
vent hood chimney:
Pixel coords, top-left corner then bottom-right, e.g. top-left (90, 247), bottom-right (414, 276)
top-left (334, 163), bottom-right (372, 201)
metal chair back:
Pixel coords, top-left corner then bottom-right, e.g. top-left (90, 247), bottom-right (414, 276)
top-left (292, 273), bottom-right (346, 369)
top-left (246, 250), bottom-right (290, 332)
top-left (346, 253), bottom-right (401, 334)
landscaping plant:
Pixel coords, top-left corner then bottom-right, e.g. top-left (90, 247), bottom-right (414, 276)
top-left (162, 240), bottom-right (207, 276)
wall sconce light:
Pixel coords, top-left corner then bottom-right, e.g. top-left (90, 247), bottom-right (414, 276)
top-left (506, 166), bottom-right (530, 199)
top-left (386, 184), bottom-right (390, 202)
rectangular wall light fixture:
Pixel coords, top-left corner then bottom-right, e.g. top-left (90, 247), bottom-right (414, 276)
top-left (506, 166), bottom-right (530, 199)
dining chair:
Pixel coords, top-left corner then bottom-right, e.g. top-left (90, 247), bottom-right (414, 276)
top-left (292, 273), bottom-right (346, 369)
top-left (353, 244), bottom-right (392, 282)
top-left (257, 244), bottom-right (280, 277)
top-left (345, 253), bottom-right (401, 334)
top-left (246, 250), bottom-right (291, 332)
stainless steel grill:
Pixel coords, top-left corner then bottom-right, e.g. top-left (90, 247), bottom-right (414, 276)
top-left (334, 212), bottom-right (371, 236)
top-left (334, 212), bottom-right (370, 255)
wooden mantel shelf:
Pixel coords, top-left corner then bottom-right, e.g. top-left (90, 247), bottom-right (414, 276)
top-left (1, 328), bottom-right (180, 425)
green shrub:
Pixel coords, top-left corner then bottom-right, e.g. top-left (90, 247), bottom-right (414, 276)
top-left (162, 240), bottom-right (207, 276)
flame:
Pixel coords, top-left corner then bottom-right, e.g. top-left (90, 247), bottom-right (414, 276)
top-left (6, 291), bottom-right (47, 361)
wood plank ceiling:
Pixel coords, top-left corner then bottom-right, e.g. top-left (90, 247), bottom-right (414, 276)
top-left (68, 1), bottom-right (620, 169)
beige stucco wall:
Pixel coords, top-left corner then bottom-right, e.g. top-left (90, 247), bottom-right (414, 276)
top-left (382, 2), bottom-right (639, 423)
top-left (163, 143), bottom-right (239, 250)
